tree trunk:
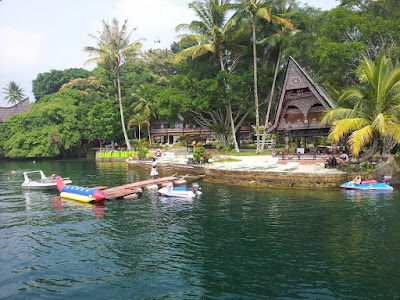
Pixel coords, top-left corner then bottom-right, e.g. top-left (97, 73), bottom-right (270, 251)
top-left (252, 15), bottom-right (260, 153)
top-left (382, 136), bottom-right (397, 157)
top-left (148, 124), bottom-right (152, 144)
top-left (217, 133), bottom-right (229, 148)
top-left (357, 137), bottom-right (379, 163)
top-left (260, 48), bottom-right (282, 152)
top-left (219, 53), bottom-right (239, 152)
top-left (116, 68), bottom-right (132, 151)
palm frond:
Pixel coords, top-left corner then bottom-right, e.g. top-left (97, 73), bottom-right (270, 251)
top-left (385, 121), bottom-right (400, 144)
top-left (348, 125), bottom-right (374, 157)
top-left (321, 108), bottom-right (354, 125)
top-left (328, 118), bottom-right (368, 143)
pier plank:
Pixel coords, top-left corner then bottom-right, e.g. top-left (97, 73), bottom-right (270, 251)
top-left (102, 176), bottom-right (177, 200)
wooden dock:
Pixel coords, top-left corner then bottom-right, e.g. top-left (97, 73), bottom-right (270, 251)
top-left (101, 176), bottom-right (177, 200)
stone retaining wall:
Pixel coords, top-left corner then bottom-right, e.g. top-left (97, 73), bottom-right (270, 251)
top-left (128, 161), bottom-right (351, 188)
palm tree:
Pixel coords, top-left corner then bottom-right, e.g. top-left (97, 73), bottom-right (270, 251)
top-left (128, 113), bottom-right (150, 142)
top-left (131, 84), bottom-right (155, 117)
top-left (321, 54), bottom-right (400, 162)
top-left (131, 84), bottom-right (156, 142)
top-left (259, 1), bottom-right (298, 150)
top-left (233, 0), bottom-right (292, 152)
top-left (2, 81), bottom-right (25, 105)
top-left (84, 18), bottom-right (143, 151)
top-left (175, 0), bottom-right (242, 152)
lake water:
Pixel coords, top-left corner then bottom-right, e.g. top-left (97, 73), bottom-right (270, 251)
top-left (1, 158), bottom-right (400, 299)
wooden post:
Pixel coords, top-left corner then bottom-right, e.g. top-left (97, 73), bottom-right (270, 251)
top-left (332, 142), bottom-right (337, 154)
top-left (285, 134), bottom-right (290, 154)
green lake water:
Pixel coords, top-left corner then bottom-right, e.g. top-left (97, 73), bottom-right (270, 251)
top-left (1, 158), bottom-right (400, 299)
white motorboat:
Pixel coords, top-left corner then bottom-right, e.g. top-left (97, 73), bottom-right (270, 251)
top-left (21, 170), bottom-right (72, 190)
top-left (158, 182), bottom-right (202, 198)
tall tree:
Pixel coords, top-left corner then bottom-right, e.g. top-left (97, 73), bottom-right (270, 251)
top-left (84, 18), bottom-right (143, 151)
top-left (321, 54), bottom-right (400, 161)
top-left (128, 113), bottom-right (150, 142)
top-left (131, 84), bottom-right (156, 142)
top-left (32, 68), bottom-right (91, 102)
top-left (233, 0), bottom-right (292, 152)
top-left (175, 0), bottom-right (242, 152)
top-left (2, 81), bottom-right (26, 105)
top-left (259, 0), bottom-right (298, 150)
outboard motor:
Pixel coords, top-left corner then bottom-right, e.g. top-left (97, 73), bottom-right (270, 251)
top-left (383, 175), bottom-right (392, 185)
top-left (191, 183), bottom-right (200, 195)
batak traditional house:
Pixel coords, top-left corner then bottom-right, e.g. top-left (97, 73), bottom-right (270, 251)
top-left (267, 57), bottom-right (340, 155)
top-left (0, 98), bottom-right (30, 123)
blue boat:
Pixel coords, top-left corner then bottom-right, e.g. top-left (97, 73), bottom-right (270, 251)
top-left (341, 175), bottom-right (393, 192)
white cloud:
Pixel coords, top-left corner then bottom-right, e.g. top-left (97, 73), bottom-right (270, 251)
top-left (109, 0), bottom-right (195, 50)
top-left (0, 26), bottom-right (42, 68)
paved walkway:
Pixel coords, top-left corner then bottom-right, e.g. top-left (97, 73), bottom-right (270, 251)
top-left (154, 152), bottom-right (345, 175)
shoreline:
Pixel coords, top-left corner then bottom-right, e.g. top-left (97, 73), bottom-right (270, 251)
top-left (125, 154), bottom-right (352, 188)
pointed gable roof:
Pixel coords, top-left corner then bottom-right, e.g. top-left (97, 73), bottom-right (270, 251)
top-left (0, 97), bottom-right (30, 123)
top-left (267, 56), bottom-right (337, 133)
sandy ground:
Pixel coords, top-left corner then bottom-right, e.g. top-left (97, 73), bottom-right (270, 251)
top-left (156, 153), bottom-right (345, 175)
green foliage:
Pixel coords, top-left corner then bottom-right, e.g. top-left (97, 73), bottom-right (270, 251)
top-left (88, 99), bottom-right (121, 142)
top-left (2, 90), bottom-right (85, 158)
top-left (2, 81), bottom-right (26, 105)
top-left (32, 68), bottom-right (91, 102)
top-left (322, 54), bottom-right (400, 158)
top-left (193, 143), bottom-right (207, 163)
top-left (131, 138), bottom-right (149, 158)
top-left (360, 161), bottom-right (372, 172)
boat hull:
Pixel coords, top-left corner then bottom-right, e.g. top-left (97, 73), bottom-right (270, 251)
top-left (341, 181), bottom-right (393, 191)
top-left (158, 186), bottom-right (202, 198)
top-left (22, 179), bottom-right (72, 190)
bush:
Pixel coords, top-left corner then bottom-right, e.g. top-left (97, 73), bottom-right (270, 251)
top-left (193, 142), bottom-right (212, 163)
top-left (361, 161), bottom-right (372, 172)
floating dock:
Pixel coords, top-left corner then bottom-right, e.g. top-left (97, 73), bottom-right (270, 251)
top-left (98, 176), bottom-right (177, 200)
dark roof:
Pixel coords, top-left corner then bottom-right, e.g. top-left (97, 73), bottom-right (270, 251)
top-left (267, 57), bottom-right (337, 133)
top-left (0, 97), bottom-right (30, 123)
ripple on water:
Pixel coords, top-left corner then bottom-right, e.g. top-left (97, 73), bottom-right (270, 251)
top-left (2, 161), bottom-right (400, 299)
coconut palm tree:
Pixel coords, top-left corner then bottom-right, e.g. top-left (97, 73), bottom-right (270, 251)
top-left (131, 84), bottom-right (156, 142)
top-left (84, 18), bottom-right (143, 151)
top-left (175, 0), bottom-right (242, 152)
top-left (131, 84), bottom-right (155, 118)
top-left (128, 113), bottom-right (150, 142)
top-left (233, 0), bottom-right (292, 152)
top-left (2, 81), bottom-right (25, 105)
top-left (259, 1), bottom-right (298, 150)
top-left (321, 54), bottom-right (400, 161)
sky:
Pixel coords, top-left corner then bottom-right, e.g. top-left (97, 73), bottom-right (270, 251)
top-left (0, 0), bottom-right (338, 107)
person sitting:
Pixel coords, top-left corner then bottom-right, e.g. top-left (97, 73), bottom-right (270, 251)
top-left (51, 174), bottom-right (62, 183)
top-left (353, 175), bottom-right (362, 185)
top-left (324, 155), bottom-right (337, 168)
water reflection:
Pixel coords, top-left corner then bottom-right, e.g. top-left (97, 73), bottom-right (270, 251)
top-left (342, 189), bottom-right (393, 202)
top-left (23, 190), bottom-right (56, 211)
top-left (51, 196), bottom-right (105, 219)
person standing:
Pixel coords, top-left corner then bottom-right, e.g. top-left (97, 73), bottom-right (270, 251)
top-left (151, 157), bottom-right (159, 179)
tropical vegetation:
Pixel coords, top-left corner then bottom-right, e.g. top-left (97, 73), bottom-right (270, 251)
top-left (0, 0), bottom-right (400, 161)
top-left (322, 54), bottom-right (400, 162)
top-left (2, 81), bottom-right (26, 105)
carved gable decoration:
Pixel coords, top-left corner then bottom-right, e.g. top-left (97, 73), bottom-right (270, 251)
top-left (267, 57), bottom-right (337, 134)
